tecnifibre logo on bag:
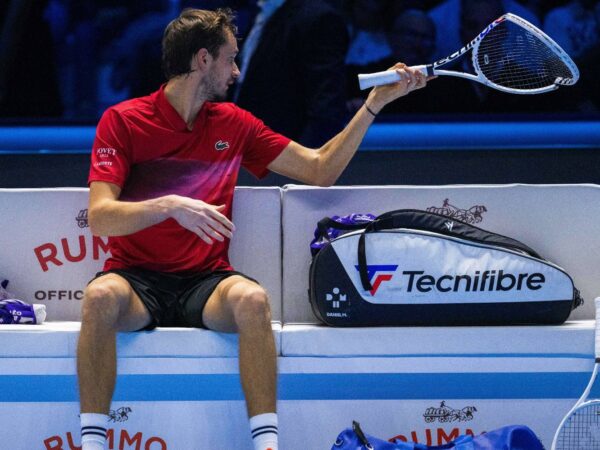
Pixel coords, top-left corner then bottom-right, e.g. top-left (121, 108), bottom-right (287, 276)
top-left (358, 265), bottom-right (545, 295)
top-left (399, 269), bottom-right (545, 293)
top-left (357, 264), bottom-right (399, 295)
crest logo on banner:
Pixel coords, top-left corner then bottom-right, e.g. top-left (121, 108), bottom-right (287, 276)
top-left (76, 209), bottom-right (89, 228)
top-left (109, 406), bottom-right (132, 423)
top-left (423, 401), bottom-right (478, 423)
top-left (388, 401), bottom-right (480, 446)
top-left (426, 199), bottom-right (488, 224)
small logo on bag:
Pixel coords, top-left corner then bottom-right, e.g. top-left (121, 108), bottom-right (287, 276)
top-left (326, 287), bottom-right (347, 309)
top-left (423, 401), bottom-right (477, 423)
top-left (427, 198), bottom-right (487, 224)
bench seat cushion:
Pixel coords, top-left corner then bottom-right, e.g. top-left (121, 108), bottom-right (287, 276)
top-left (0, 321), bottom-right (282, 358)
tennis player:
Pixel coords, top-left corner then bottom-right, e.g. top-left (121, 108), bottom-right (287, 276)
top-left (78, 8), bottom-right (428, 450)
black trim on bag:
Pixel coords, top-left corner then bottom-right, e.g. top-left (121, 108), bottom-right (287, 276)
top-left (357, 228), bottom-right (578, 297)
top-left (358, 209), bottom-right (542, 291)
top-left (309, 230), bottom-right (581, 326)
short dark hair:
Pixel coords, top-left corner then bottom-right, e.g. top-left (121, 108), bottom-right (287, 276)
top-left (162, 8), bottom-right (237, 80)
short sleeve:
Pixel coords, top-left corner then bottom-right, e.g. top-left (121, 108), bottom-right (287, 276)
top-left (88, 108), bottom-right (132, 187)
top-left (240, 109), bottom-right (291, 179)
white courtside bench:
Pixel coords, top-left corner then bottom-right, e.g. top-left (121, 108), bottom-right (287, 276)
top-left (1, 185), bottom-right (600, 449)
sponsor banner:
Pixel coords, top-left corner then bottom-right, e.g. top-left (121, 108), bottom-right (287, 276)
top-left (3, 401), bottom-right (250, 450)
top-left (0, 398), bottom-right (572, 449)
top-left (279, 398), bottom-right (568, 449)
top-left (0, 190), bottom-right (109, 321)
top-left (0, 355), bottom-right (590, 449)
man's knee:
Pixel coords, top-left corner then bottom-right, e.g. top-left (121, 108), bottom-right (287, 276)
top-left (82, 277), bottom-right (129, 326)
top-left (232, 287), bottom-right (272, 329)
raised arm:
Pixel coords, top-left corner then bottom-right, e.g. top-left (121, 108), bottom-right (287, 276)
top-left (88, 181), bottom-right (234, 244)
top-left (267, 64), bottom-right (429, 186)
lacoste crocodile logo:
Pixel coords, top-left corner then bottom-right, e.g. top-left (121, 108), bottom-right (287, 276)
top-left (215, 140), bottom-right (230, 151)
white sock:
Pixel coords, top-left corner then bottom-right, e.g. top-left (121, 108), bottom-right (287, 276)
top-left (80, 413), bottom-right (108, 450)
top-left (250, 412), bottom-right (278, 450)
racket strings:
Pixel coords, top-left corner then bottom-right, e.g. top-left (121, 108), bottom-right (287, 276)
top-left (557, 403), bottom-right (600, 449)
top-left (476, 21), bottom-right (575, 91)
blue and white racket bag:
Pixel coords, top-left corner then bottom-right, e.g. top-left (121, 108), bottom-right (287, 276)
top-left (309, 209), bottom-right (583, 326)
top-left (332, 421), bottom-right (544, 449)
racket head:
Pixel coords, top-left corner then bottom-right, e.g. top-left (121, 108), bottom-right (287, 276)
top-left (553, 400), bottom-right (600, 449)
top-left (552, 299), bottom-right (600, 450)
top-left (471, 13), bottom-right (580, 94)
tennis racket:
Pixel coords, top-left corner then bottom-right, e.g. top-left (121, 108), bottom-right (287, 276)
top-left (551, 297), bottom-right (600, 449)
top-left (358, 13), bottom-right (579, 95)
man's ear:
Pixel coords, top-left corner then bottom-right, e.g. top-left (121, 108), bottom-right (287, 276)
top-left (193, 48), bottom-right (211, 72)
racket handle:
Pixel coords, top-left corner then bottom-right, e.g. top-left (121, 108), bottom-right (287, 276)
top-left (358, 65), bottom-right (429, 90)
top-left (594, 297), bottom-right (600, 362)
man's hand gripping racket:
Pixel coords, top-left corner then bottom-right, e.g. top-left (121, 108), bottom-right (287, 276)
top-left (359, 13), bottom-right (579, 95)
top-left (551, 297), bottom-right (600, 449)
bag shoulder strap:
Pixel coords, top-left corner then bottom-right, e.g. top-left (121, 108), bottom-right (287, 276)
top-left (359, 209), bottom-right (542, 291)
top-left (373, 209), bottom-right (541, 258)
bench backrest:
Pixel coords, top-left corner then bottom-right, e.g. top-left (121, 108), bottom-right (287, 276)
top-left (0, 187), bottom-right (282, 321)
top-left (281, 184), bottom-right (600, 323)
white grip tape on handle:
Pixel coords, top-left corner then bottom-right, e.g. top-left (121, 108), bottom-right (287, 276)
top-left (358, 65), bottom-right (429, 90)
top-left (595, 297), bottom-right (600, 359)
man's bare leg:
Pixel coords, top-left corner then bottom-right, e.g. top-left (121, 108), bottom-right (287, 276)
top-left (202, 275), bottom-right (278, 449)
top-left (77, 274), bottom-right (151, 449)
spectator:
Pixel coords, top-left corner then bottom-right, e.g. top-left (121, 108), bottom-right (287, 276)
top-left (100, 1), bottom-right (257, 111)
top-left (428, 0), bottom-right (541, 63)
top-left (0, 0), bottom-right (63, 117)
top-left (543, 0), bottom-right (600, 112)
top-left (424, 0), bottom-right (551, 114)
top-left (97, 0), bottom-right (172, 112)
top-left (345, 0), bottom-right (392, 68)
top-left (235, 0), bottom-right (349, 148)
top-left (349, 8), bottom-right (439, 116)
top-left (544, 0), bottom-right (599, 59)
top-left (344, 0), bottom-right (395, 114)
top-left (385, 9), bottom-right (437, 69)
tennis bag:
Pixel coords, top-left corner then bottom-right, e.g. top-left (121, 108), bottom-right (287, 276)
top-left (309, 209), bottom-right (583, 326)
top-left (332, 421), bottom-right (545, 450)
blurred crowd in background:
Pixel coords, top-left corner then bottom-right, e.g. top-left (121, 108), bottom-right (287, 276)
top-left (0, 0), bottom-right (598, 127)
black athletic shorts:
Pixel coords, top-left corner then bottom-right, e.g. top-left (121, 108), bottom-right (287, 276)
top-left (91, 268), bottom-right (258, 330)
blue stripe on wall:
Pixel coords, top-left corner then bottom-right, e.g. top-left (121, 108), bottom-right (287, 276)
top-left (360, 122), bottom-right (600, 151)
top-left (1, 122), bottom-right (599, 153)
top-left (2, 372), bottom-right (597, 403)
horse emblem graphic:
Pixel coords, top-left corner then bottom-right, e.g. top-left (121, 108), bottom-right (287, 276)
top-left (423, 401), bottom-right (477, 423)
top-left (109, 406), bottom-right (132, 423)
top-left (426, 199), bottom-right (487, 224)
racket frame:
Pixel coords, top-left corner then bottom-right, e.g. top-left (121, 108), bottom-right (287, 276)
top-left (550, 297), bottom-right (600, 450)
top-left (358, 13), bottom-right (580, 94)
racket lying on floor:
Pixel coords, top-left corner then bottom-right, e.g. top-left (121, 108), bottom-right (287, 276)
top-left (358, 13), bottom-right (579, 94)
top-left (551, 297), bottom-right (600, 449)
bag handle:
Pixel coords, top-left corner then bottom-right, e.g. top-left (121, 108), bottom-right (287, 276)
top-left (316, 217), bottom-right (372, 243)
top-left (352, 421), bottom-right (374, 450)
top-left (358, 209), bottom-right (541, 292)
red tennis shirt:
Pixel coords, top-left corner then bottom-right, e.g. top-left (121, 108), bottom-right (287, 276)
top-left (88, 85), bottom-right (291, 273)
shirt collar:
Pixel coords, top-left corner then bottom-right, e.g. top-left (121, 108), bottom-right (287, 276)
top-left (153, 84), bottom-right (206, 132)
